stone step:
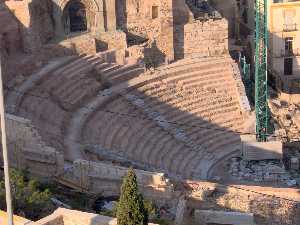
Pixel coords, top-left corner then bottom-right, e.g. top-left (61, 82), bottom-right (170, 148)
top-left (98, 63), bottom-right (123, 74)
top-left (64, 82), bottom-right (99, 107)
top-left (159, 57), bottom-right (233, 76)
top-left (182, 152), bottom-right (203, 178)
top-left (162, 142), bottom-right (184, 173)
top-left (7, 56), bottom-right (79, 113)
top-left (66, 57), bottom-right (103, 79)
top-left (95, 62), bottom-right (111, 71)
top-left (165, 95), bottom-right (238, 118)
top-left (52, 55), bottom-right (94, 77)
top-left (185, 115), bottom-right (244, 137)
top-left (45, 56), bottom-right (94, 91)
top-left (192, 123), bottom-right (243, 148)
top-left (156, 93), bottom-right (237, 116)
top-left (103, 64), bottom-right (141, 79)
top-left (127, 122), bottom-right (158, 157)
top-left (140, 79), bottom-right (236, 101)
top-left (100, 101), bottom-right (128, 149)
top-left (110, 68), bottom-right (145, 85)
top-left (207, 133), bottom-right (241, 153)
top-left (139, 88), bottom-right (238, 113)
top-left (166, 101), bottom-right (240, 123)
top-left (176, 149), bottom-right (198, 177)
top-left (147, 134), bottom-right (174, 168)
top-left (162, 65), bottom-right (231, 84)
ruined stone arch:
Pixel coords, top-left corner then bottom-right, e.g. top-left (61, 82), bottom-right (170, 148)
top-left (52, 0), bottom-right (105, 36)
top-left (59, 0), bottom-right (102, 12)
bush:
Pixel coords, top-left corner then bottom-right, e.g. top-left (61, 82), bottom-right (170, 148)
top-left (0, 169), bottom-right (52, 220)
top-left (116, 168), bottom-right (148, 225)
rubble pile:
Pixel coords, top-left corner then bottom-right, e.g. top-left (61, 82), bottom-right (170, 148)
top-left (284, 144), bottom-right (300, 183)
top-left (269, 99), bottom-right (300, 142)
top-left (229, 157), bottom-right (297, 185)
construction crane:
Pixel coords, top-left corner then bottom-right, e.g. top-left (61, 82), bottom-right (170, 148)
top-left (255, 0), bottom-right (269, 142)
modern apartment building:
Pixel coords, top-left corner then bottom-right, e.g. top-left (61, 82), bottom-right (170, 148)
top-left (268, 0), bottom-right (300, 103)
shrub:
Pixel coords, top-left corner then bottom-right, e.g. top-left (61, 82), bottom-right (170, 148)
top-left (0, 169), bottom-right (52, 220)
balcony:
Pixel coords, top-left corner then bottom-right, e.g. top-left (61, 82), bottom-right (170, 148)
top-left (280, 48), bottom-right (300, 57)
top-left (283, 23), bottom-right (297, 32)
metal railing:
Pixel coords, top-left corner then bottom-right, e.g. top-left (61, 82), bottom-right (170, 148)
top-left (280, 48), bottom-right (300, 57)
top-left (239, 54), bottom-right (252, 100)
top-left (283, 23), bottom-right (297, 32)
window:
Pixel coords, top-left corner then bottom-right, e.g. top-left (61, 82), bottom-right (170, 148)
top-left (152, 6), bottom-right (159, 19)
top-left (285, 37), bottom-right (293, 55)
top-left (284, 57), bottom-right (293, 75)
top-left (283, 9), bottom-right (296, 32)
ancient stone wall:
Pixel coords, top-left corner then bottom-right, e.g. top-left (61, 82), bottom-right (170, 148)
top-left (0, 2), bottom-right (22, 55)
top-left (60, 160), bottom-right (174, 204)
top-left (52, 0), bottom-right (116, 37)
top-left (0, 0), bottom-right (22, 80)
top-left (116, 0), bottom-right (174, 62)
top-left (1, 115), bottom-right (300, 225)
top-left (1, 114), bottom-right (64, 177)
top-left (25, 208), bottom-right (159, 225)
top-left (1, 115), bottom-right (173, 204)
top-left (210, 0), bottom-right (237, 38)
top-left (56, 34), bottom-right (97, 55)
top-left (183, 181), bottom-right (300, 225)
top-left (5, 0), bottom-right (54, 53)
top-left (174, 19), bottom-right (228, 59)
top-left (96, 31), bottom-right (127, 51)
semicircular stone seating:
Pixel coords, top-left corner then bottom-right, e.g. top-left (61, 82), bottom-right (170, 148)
top-left (80, 55), bottom-right (247, 179)
top-left (7, 52), bottom-right (247, 180)
top-left (6, 52), bottom-right (144, 159)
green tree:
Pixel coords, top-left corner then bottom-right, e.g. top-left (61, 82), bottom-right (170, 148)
top-left (117, 168), bottom-right (148, 225)
top-left (0, 169), bottom-right (52, 220)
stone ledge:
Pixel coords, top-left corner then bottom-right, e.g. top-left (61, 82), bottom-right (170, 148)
top-left (194, 209), bottom-right (254, 225)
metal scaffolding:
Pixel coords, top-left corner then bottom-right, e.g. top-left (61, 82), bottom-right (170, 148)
top-left (255, 0), bottom-right (269, 141)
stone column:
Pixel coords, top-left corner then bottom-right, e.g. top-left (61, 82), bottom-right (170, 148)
top-left (159, 0), bottom-right (174, 62)
top-left (94, 10), bottom-right (105, 34)
top-left (105, 0), bottom-right (116, 31)
top-left (52, 0), bottom-right (65, 37)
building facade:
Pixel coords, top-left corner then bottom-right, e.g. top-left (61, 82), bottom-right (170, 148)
top-left (268, 0), bottom-right (300, 103)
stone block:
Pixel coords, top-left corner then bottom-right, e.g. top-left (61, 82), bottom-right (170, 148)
top-left (34, 208), bottom-right (159, 225)
top-left (242, 140), bottom-right (283, 161)
top-left (194, 210), bottom-right (254, 225)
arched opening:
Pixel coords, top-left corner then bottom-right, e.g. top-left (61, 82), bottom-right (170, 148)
top-left (63, 0), bottom-right (88, 33)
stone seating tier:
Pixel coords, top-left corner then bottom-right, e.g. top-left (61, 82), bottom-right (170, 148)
top-left (8, 54), bottom-right (245, 179)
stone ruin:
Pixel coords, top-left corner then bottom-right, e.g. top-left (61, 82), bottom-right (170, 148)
top-left (1, 0), bottom-right (300, 224)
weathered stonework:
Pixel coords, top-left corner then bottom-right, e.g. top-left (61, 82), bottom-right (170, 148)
top-left (174, 19), bottom-right (228, 59)
top-left (0, 208), bottom-right (158, 225)
top-left (184, 181), bottom-right (300, 225)
top-left (59, 159), bottom-right (174, 204)
top-left (2, 114), bottom-right (64, 177)
top-left (96, 31), bottom-right (127, 51)
top-left (57, 34), bottom-right (97, 55)
top-left (5, 0), bottom-right (54, 53)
